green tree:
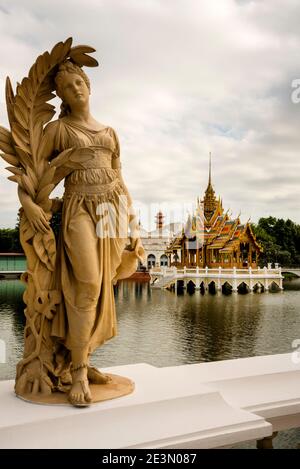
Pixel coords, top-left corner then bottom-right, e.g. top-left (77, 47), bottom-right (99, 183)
top-left (252, 217), bottom-right (300, 266)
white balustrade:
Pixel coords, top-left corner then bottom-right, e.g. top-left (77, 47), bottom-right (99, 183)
top-left (149, 266), bottom-right (284, 293)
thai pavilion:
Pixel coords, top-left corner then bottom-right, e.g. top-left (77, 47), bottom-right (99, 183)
top-left (166, 157), bottom-right (262, 269)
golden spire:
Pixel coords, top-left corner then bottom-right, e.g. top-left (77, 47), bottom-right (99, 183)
top-left (202, 152), bottom-right (217, 222)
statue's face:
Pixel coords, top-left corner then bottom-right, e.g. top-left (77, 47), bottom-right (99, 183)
top-left (61, 72), bottom-right (89, 108)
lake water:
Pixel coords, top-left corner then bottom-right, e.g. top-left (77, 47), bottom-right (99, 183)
top-left (0, 278), bottom-right (300, 448)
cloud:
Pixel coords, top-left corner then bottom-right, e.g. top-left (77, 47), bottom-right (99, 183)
top-left (0, 0), bottom-right (300, 230)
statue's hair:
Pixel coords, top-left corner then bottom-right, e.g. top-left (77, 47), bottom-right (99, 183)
top-left (54, 61), bottom-right (90, 117)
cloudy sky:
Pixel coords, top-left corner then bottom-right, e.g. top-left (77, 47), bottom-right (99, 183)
top-left (0, 0), bottom-right (300, 230)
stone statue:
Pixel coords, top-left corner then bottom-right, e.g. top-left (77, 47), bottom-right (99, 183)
top-left (0, 38), bottom-right (145, 407)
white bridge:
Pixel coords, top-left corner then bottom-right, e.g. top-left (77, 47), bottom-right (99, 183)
top-left (281, 268), bottom-right (300, 277)
top-left (150, 266), bottom-right (284, 293)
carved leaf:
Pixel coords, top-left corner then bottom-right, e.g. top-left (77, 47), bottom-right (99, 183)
top-left (15, 146), bottom-right (32, 169)
top-left (5, 77), bottom-right (15, 127)
top-left (13, 122), bottom-right (30, 143)
top-left (36, 55), bottom-right (46, 79)
top-left (5, 166), bottom-right (24, 176)
top-left (26, 166), bottom-right (39, 189)
top-left (16, 85), bottom-right (30, 103)
top-left (14, 101), bottom-right (29, 129)
top-left (42, 232), bottom-right (56, 269)
top-left (31, 124), bottom-right (43, 158)
top-left (0, 153), bottom-right (19, 167)
top-left (7, 174), bottom-right (22, 184)
top-left (0, 126), bottom-right (14, 144)
top-left (9, 38), bottom-right (72, 169)
top-left (59, 37), bottom-right (73, 61)
top-left (49, 148), bottom-right (73, 168)
top-left (70, 45), bottom-right (96, 55)
top-left (50, 41), bottom-right (64, 64)
top-left (36, 91), bottom-right (56, 103)
top-left (32, 231), bottom-right (56, 271)
top-left (49, 147), bottom-right (96, 185)
top-left (20, 77), bottom-right (33, 100)
top-left (21, 217), bottom-right (35, 242)
top-left (33, 102), bottom-right (55, 115)
top-left (70, 52), bottom-right (99, 67)
top-left (21, 173), bottom-right (36, 198)
top-left (32, 232), bottom-right (53, 271)
top-left (15, 94), bottom-right (28, 111)
top-left (35, 110), bottom-right (56, 126)
top-left (52, 167), bottom-right (73, 186)
top-left (38, 78), bottom-right (53, 96)
top-left (50, 39), bottom-right (72, 64)
top-left (38, 166), bottom-right (56, 189)
top-left (68, 147), bottom-right (96, 165)
top-left (28, 63), bottom-right (38, 86)
top-left (0, 126), bottom-right (15, 154)
top-left (35, 183), bottom-right (55, 204)
top-left (50, 147), bottom-right (95, 169)
top-left (12, 123), bottom-right (30, 151)
top-left (0, 140), bottom-right (15, 155)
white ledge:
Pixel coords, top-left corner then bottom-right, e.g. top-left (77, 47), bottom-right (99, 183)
top-left (0, 354), bottom-right (299, 448)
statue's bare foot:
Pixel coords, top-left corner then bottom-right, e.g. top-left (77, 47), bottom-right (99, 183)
top-left (68, 367), bottom-right (92, 407)
top-left (87, 366), bottom-right (112, 385)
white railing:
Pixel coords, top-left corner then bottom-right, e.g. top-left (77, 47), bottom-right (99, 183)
top-left (150, 266), bottom-right (282, 278)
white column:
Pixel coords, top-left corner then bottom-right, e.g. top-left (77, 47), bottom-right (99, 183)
top-left (278, 266), bottom-right (284, 290)
top-left (217, 266), bottom-right (222, 291)
top-left (249, 266), bottom-right (253, 293)
top-left (232, 266), bottom-right (238, 293)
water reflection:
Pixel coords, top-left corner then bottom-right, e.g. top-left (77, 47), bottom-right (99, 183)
top-left (0, 278), bottom-right (300, 378)
top-left (93, 279), bottom-right (300, 370)
top-left (0, 280), bottom-right (25, 380)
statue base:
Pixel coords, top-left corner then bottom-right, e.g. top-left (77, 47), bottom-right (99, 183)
top-left (16, 373), bottom-right (134, 406)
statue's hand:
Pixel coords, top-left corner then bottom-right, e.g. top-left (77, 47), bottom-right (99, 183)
top-left (24, 200), bottom-right (49, 233)
top-left (130, 237), bottom-right (146, 264)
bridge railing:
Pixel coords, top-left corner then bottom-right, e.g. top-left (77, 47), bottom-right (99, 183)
top-left (149, 266), bottom-right (283, 277)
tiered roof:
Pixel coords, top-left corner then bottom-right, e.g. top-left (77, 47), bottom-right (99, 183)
top-left (167, 156), bottom-right (262, 254)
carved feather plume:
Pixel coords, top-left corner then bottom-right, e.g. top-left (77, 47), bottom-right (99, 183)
top-left (0, 37), bottom-right (99, 269)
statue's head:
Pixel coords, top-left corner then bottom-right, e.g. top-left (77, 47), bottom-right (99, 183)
top-left (55, 61), bottom-right (91, 117)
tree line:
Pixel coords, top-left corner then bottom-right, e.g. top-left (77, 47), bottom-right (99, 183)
top-left (252, 217), bottom-right (300, 267)
top-left (1, 213), bottom-right (300, 267)
top-left (0, 210), bottom-right (61, 253)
